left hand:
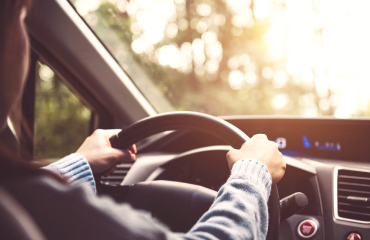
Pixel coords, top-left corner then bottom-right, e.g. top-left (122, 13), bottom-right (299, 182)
top-left (76, 129), bottom-right (137, 176)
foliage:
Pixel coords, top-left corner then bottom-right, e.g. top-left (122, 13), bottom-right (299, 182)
top-left (34, 63), bottom-right (91, 159)
top-left (76, 0), bottom-right (312, 116)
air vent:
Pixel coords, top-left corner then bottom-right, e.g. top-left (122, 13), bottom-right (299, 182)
top-left (101, 163), bottom-right (133, 186)
top-left (337, 169), bottom-right (370, 222)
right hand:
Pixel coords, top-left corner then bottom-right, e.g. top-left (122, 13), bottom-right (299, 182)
top-left (226, 134), bottom-right (286, 184)
top-left (76, 129), bottom-right (137, 177)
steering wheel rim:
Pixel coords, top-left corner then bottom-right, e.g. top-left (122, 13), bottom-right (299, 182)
top-left (110, 111), bottom-right (250, 149)
top-left (109, 111), bottom-right (280, 239)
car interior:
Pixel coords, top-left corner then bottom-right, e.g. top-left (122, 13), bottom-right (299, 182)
top-left (1, 0), bottom-right (369, 239)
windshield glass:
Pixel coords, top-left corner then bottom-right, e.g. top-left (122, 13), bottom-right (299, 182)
top-left (71, 0), bottom-right (370, 117)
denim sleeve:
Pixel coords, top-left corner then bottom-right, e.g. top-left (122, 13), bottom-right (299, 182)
top-left (176, 158), bottom-right (272, 240)
top-left (42, 153), bottom-right (96, 193)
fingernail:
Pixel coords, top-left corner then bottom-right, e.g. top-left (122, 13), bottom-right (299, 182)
top-left (131, 154), bottom-right (136, 161)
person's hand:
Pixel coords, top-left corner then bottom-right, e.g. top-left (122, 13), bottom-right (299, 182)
top-left (76, 129), bottom-right (136, 176)
top-left (226, 134), bottom-right (286, 184)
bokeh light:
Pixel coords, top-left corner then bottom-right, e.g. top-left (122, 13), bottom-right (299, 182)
top-left (72, 0), bottom-right (370, 117)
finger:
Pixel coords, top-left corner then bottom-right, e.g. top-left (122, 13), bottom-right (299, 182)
top-left (129, 144), bottom-right (137, 154)
top-left (270, 141), bottom-right (279, 148)
top-left (253, 134), bottom-right (268, 140)
top-left (111, 148), bottom-right (136, 164)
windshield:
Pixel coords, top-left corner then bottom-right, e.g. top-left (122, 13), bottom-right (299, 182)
top-left (71, 0), bottom-right (370, 117)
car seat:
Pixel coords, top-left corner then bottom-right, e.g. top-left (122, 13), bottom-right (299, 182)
top-left (0, 186), bottom-right (46, 240)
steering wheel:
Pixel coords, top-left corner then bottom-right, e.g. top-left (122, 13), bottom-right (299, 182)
top-left (108, 111), bottom-right (280, 239)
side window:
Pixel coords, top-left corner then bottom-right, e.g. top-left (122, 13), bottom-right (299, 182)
top-left (34, 62), bottom-right (92, 159)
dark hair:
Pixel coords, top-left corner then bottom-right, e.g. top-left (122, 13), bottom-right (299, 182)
top-left (0, 0), bottom-right (33, 128)
top-left (0, 0), bottom-right (33, 81)
top-left (0, 0), bottom-right (66, 184)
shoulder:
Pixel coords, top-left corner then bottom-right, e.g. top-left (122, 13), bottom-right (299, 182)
top-left (4, 175), bottom-right (171, 240)
top-left (6, 174), bottom-right (94, 203)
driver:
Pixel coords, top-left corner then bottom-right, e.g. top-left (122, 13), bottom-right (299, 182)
top-left (0, 0), bottom-right (286, 239)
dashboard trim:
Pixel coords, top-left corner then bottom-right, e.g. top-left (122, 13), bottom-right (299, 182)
top-left (333, 166), bottom-right (370, 224)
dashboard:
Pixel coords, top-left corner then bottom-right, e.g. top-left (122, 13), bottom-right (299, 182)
top-left (103, 117), bottom-right (370, 240)
top-left (147, 117), bottom-right (370, 161)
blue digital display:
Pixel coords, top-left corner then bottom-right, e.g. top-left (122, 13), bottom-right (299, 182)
top-left (315, 141), bottom-right (341, 151)
top-left (302, 135), bottom-right (311, 148)
top-left (302, 135), bottom-right (341, 151)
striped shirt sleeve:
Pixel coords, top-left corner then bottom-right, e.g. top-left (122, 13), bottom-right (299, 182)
top-left (42, 153), bottom-right (96, 193)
